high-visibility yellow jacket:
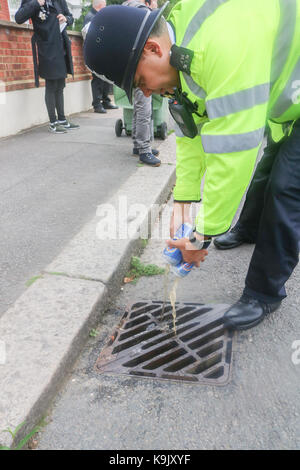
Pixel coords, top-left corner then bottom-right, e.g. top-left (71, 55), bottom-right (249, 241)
top-left (168, 0), bottom-right (300, 236)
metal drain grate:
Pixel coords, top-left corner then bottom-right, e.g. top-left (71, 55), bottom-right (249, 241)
top-left (95, 301), bottom-right (235, 385)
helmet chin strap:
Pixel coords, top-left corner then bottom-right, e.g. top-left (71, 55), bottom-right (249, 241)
top-left (121, 9), bottom-right (151, 90)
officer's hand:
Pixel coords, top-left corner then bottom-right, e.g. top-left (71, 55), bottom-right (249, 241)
top-left (166, 238), bottom-right (208, 267)
top-left (57, 14), bottom-right (67, 24)
top-left (170, 202), bottom-right (192, 238)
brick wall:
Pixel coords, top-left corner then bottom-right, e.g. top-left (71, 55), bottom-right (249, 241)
top-left (0, 0), bottom-right (10, 22)
top-left (0, 18), bottom-right (91, 93)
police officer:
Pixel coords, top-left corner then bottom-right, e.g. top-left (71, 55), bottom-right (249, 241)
top-left (122, 0), bottom-right (161, 167)
top-left (84, 0), bottom-right (300, 331)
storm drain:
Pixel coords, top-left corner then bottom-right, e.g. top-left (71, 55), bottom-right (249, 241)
top-left (95, 301), bottom-right (235, 386)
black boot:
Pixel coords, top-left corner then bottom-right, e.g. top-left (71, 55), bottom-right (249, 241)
top-left (94, 104), bottom-right (107, 114)
top-left (214, 225), bottom-right (254, 250)
top-left (102, 101), bottom-right (118, 110)
top-left (223, 293), bottom-right (281, 331)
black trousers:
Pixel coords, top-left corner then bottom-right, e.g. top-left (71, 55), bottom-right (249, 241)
top-left (45, 78), bottom-right (66, 123)
top-left (236, 121), bottom-right (300, 303)
top-left (91, 74), bottom-right (111, 109)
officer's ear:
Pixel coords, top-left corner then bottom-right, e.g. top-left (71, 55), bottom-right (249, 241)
top-left (143, 39), bottom-right (163, 58)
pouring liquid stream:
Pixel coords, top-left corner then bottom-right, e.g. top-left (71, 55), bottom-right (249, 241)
top-left (161, 264), bottom-right (170, 320)
top-left (169, 277), bottom-right (180, 335)
top-left (161, 264), bottom-right (180, 335)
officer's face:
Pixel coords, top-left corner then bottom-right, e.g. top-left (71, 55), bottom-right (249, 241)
top-left (134, 40), bottom-right (179, 97)
top-left (134, 61), bottom-right (168, 96)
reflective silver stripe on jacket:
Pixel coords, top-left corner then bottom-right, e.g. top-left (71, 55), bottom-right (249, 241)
top-left (182, 73), bottom-right (206, 99)
top-left (270, 0), bottom-right (297, 85)
top-left (270, 58), bottom-right (300, 117)
top-left (269, 0), bottom-right (298, 117)
top-left (180, 0), bottom-right (269, 120)
top-left (180, 0), bottom-right (228, 101)
top-left (206, 83), bottom-right (270, 119)
top-left (201, 127), bottom-right (265, 153)
top-left (180, 0), bottom-right (229, 48)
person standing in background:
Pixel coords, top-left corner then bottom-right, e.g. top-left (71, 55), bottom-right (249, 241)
top-left (123, 0), bottom-right (161, 167)
top-left (83, 0), bottom-right (118, 114)
top-left (15, 0), bottom-right (80, 133)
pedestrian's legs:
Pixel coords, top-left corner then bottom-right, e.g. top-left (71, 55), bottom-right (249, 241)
top-left (45, 79), bottom-right (57, 123)
top-left (91, 74), bottom-right (102, 109)
top-left (244, 121), bottom-right (300, 303)
top-left (132, 92), bottom-right (137, 146)
top-left (132, 87), bottom-right (152, 154)
top-left (55, 78), bottom-right (66, 122)
top-left (101, 80), bottom-right (111, 106)
top-left (234, 136), bottom-right (282, 241)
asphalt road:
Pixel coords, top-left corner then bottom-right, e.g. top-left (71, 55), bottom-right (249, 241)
top-left (0, 109), bottom-right (137, 317)
top-left (36, 201), bottom-right (300, 450)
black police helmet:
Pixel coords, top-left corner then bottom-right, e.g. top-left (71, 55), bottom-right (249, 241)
top-left (84, 3), bottom-right (169, 103)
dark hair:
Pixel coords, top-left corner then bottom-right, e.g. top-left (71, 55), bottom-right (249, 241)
top-left (149, 15), bottom-right (168, 37)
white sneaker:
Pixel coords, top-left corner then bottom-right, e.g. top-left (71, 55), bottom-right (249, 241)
top-left (57, 120), bottom-right (80, 130)
top-left (49, 123), bottom-right (67, 134)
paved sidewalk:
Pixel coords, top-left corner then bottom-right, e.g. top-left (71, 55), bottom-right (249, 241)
top-left (0, 108), bottom-right (144, 318)
top-left (0, 108), bottom-right (176, 448)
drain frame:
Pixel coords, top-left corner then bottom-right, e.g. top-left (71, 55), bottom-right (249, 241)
top-left (95, 301), bottom-right (235, 386)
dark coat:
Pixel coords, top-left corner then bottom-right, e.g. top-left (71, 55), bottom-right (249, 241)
top-left (15, 0), bottom-right (74, 85)
top-left (83, 7), bottom-right (97, 27)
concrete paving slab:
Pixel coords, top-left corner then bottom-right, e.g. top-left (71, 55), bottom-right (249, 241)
top-left (46, 137), bottom-right (176, 287)
top-left (0, 274), bottom-right (107, 448)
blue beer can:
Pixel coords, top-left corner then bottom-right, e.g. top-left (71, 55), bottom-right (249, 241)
top-left (163, 223), bottom-right (193, 266)
top-left (171, 261), bottom-right (194, 278)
